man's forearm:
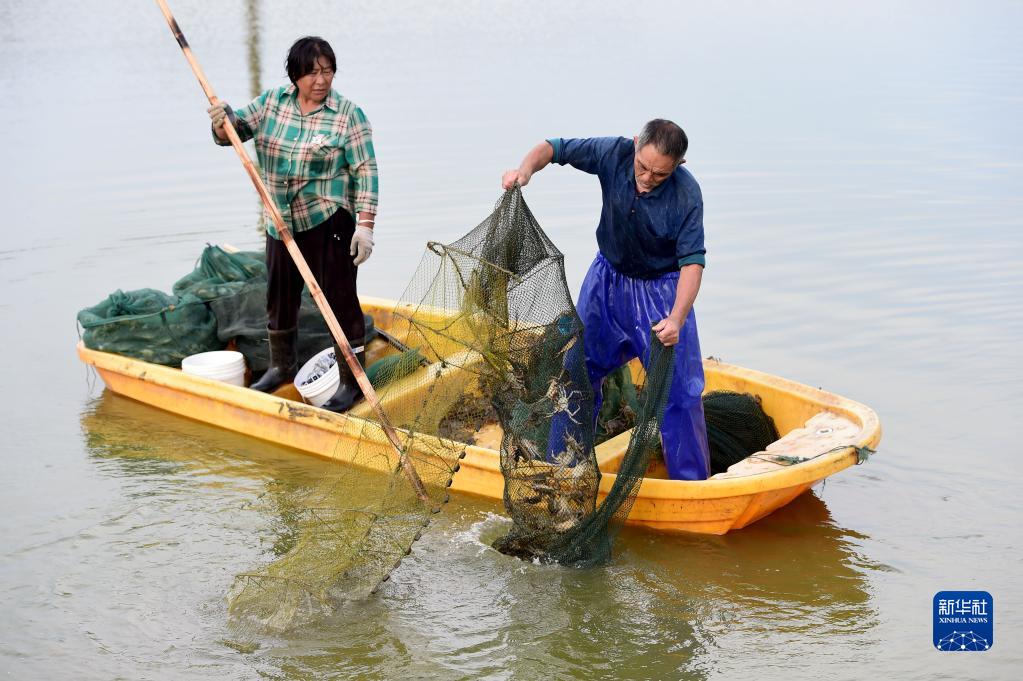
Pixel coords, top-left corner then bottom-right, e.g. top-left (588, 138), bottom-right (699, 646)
top-left (502, 141), bottom-right (554, 188)
top-left (669, 264), bottom-right (703, 324)
top-left (519, 141), bottom-right (554, 177)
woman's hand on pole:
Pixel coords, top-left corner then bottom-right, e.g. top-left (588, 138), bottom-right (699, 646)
top-left (207, 100), bottom-right (229, 139)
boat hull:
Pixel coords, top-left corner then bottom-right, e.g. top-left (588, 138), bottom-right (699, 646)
top-left (78, 295), bottom-right (882, 534)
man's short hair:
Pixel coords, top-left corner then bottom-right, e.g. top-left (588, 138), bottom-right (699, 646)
top-left (637, 119), bottom-right (688, 165)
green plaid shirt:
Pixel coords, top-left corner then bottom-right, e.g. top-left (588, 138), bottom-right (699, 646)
top-left (216, 85), bottom-right (378, 238)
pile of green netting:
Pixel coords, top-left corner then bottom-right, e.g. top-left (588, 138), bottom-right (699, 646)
top-left (77, 288), bottom-right (219, 365)
top-left (78, 245), bottom-right (351, 372)
top-left (703, 390), bottom-right (779, 473)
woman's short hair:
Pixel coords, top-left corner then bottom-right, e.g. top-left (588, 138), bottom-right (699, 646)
top-left (286, 37), bottom-right (337, 83)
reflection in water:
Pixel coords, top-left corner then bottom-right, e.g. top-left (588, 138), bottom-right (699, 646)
top-left (619, 492), bottom-right (882, 663)
top-left (80, 389), bottom-right (407, 552)
top-left (244, 0), bottom-right (262, 101)
top-left (83, 391), bottom-right (291, 486)
top-left (81, 390), bottom-right (433, 638)
top-left (242, 0), bottom-right (268, 237)
top-left (81, 391), bottom-right (337, 570)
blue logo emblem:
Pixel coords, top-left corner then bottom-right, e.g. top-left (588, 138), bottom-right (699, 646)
top-left (933, 591), bottom-right (993, 651)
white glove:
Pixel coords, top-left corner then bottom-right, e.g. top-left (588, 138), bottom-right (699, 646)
top-left (350, 225), bottom-right (374, 266)
top-left (207, 101), bottom-right (229, 128)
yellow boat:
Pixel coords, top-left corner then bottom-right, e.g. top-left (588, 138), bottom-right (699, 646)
top-left (76, 295), bottom-right (881, 535)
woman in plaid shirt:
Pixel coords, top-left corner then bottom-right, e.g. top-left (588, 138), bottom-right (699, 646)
top-left (208, 36), bottom-right (378, 412)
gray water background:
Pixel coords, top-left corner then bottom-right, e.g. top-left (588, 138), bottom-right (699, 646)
top-left (1, 1), bottom-right (1020, 679)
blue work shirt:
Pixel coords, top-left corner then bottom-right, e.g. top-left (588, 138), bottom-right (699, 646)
top-left (547, 136), bottom-right (706, 279)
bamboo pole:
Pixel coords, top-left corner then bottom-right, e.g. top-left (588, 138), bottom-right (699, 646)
top-left (154, 0), bottom-right (429, 501)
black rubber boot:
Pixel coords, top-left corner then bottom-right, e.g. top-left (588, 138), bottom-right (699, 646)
top-left (250, 327), bottom-right (298, 392)
top-left (322, 344), bottom-right (365, 413)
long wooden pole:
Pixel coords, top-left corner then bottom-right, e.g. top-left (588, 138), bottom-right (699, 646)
top-left (154, 0), bottom-right (429, 501)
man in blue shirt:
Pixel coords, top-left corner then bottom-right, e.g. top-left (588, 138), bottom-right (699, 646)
top-left (501, 119), bottom-right (710, 480)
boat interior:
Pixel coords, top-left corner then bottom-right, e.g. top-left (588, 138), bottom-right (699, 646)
top-left (268, 297), bottom-right (872, 483)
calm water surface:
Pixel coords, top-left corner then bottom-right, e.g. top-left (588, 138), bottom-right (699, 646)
top-left (1, 1), bottom-right (1020, 679)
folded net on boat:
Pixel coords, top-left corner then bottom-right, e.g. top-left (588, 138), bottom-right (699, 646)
top-left (77, 246), bottom-right (344, 370)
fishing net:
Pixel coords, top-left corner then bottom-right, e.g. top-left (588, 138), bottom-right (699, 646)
top-left (172, 244), bottom-right (267, 300)
top-left (703, 390), bottom-right (780, 474)
top-left (76, 245), bottom-right (262, 367)
top-left (384, 187), bottom-right (677, 567)
top-left (210, 280), bottom-right (359, 374)
top-left (173, 244), bottom-right (346, 373)
top-left (595, 366), bottom-right (640, 445)
top-left (492, 333), bottom-right (675, 566)
top-left (594, 378), bottom-right (782, 475)
top-left (224, 187), bottom-right (678, 634)
top-left (78, 244), bottom-right (362, 372)
top-left (77, 288), bottom-right (221, 365)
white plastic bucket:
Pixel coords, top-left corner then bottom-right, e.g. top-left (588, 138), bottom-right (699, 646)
top-left (295, 347), bottom-right (339, 407)
top-left (181, 350), bottom-right (246, 386)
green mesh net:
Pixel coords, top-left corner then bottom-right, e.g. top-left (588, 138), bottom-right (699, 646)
top-left (209, 279), bottom-right (353, 374)
top-left (595, 366), bottom-right (640, 445)
top-left (493, 334), bottom-right (675, 567)
top-left (77, 288), bottom-right (221, 366)
top-left (172, 245), bottom-right (267, 300)
top-left (175, 244), bottom-right (346, 373)
top-left (76, 245), bottom-right (263, 367)
top-left (222, 187), bottom-right (680, 634)
top-left (703, 390), bottom-right (780, 474)
top-left (78, 244), bottom-right (363, 372)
